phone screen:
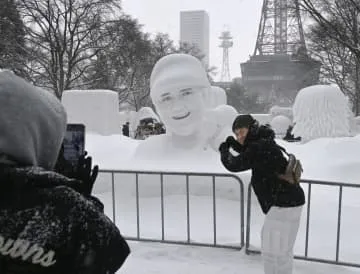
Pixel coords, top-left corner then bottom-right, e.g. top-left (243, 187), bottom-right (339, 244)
top-left (63, 124), bottom-right (85, 167)
top-left (55, 124), bottom-right (85, 176)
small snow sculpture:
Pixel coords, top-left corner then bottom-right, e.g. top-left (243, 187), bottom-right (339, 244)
top-left (270, 115), bottom-right (292, 136)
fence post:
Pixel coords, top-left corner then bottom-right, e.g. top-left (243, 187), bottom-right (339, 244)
top-left (245, 183), bottom-right (252, 254)
top-left (186, 174), bottom-right (191, 243)
top-left (212, 175), bottom-right (217, 245)
top-left (111, 172), bottom-right (116, 223)
top-left (305, 183), bottom-right (311, 257)
top-left (135, 173), bottom-right (140, 239)
top-left (336, 186), bottom-right (343, 262)
top-left (160, 173), bottom-right (165, 241)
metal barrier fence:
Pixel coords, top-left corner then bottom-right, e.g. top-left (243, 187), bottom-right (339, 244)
top-left (99, 169), bottom-right (245, 250)
top-left (246, 179), bottom-right (360, 268)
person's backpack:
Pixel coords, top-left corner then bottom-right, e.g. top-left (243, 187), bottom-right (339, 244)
top-left (276, 145), bottom-right (303, 184)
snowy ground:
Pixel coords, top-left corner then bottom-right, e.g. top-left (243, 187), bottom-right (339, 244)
top-left (94, 178), bottom-right (360, 274)
top-left (118, 242), bottom-right (360, 274)
top-left (86, 133), bottom-right (360, 273)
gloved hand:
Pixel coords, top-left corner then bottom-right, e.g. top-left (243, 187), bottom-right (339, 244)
top-left (75, 152), bottom-right (99, 196)
top-left (225, 135), bottom-right (244, 152)
top-left (219, 136), bottom-right (237, 153)
top-left (218, 141), bottom-right (230, 153)
top-left (225, 136), bottom-right (237, 146)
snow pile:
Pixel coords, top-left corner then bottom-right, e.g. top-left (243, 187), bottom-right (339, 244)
top-left (270, 115), bottom-right (292, 136)
top-left (269, 105), bottom-right (293, 121)
top-left (292, 85), bottom-right (351, 141)
top-left (211, 105), bottom-right (238, 129)
top-left (208, 86), bottom-right (227, 108)
top-left (62, 90), bottom-right (121, 135)
top-left (276, 136), bottom-right (360, 184)
top-left (249, 114), bottom-right (271, 125)
top-left (136, 107), bottom-right (159, 122)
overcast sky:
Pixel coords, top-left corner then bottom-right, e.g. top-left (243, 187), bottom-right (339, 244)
top-left (122, 0), bottom-right (263, 81)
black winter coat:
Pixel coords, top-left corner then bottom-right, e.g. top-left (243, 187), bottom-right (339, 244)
top-left (0, 166), bottom-right (130, 274)
top-left (220, 125), bottom-right (305, 214)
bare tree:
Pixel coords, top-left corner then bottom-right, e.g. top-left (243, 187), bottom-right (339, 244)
top-left (85, 16), bottom-right (154, 110)
top-left (299, 0), bottom-right (360, 114)
top-left (17, 0), bottom-right (121, 98)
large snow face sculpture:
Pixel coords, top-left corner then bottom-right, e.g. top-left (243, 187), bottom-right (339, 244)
top-left (150, 54), bottom-right (210, 136)
top-left (133, 54), bottom-right (233, 164)
top-left (292, 85), bottom-right (351, 141)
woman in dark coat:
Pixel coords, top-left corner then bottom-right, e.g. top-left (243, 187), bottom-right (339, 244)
top-left (219, 114), bottom-right (305, 274)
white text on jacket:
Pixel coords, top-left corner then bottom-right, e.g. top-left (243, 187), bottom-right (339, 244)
top-left (0, 235), bottom-right (56, 267)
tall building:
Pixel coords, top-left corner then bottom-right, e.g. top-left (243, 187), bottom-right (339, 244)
top-left (180, 10), bottom-right (210, 66)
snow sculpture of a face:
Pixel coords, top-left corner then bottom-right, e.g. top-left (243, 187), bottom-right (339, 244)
top-left (150, 54), bottom-right (210, 136)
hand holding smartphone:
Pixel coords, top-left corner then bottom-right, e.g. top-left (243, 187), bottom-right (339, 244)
top-left (55, 124), bottom-right (85, 176)
top-left (63, 124), bottom-right (85, 169)
top-left (54, 124), bottom-right (99, 196)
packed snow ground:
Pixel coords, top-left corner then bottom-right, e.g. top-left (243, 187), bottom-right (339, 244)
top-left (118, 242), bottom-right (360, 274)
top-left (86, 133), bottom-right (360, 273)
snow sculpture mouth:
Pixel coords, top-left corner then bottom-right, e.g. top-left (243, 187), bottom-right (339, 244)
top-left (172, 112), bottom-right (191, 120)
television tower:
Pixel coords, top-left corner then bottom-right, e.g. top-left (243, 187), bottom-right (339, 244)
top-left (219, 30), bottom-right (233, 82)
top-left (241, 0), bottom-right (321, 105)
top-left (254, 0), bottom-right (306, 55)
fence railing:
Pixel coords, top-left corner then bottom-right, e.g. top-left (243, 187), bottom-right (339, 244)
top-left (99, 169), bottom-right (245, 250)
top-left (246, 179), bottom-right (360, 268)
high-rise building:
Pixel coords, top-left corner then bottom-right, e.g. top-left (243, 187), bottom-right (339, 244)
top-left (180, 10), bottom-right (210, 66)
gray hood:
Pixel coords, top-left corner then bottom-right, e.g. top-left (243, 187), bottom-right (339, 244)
top-left (0, 71), bottom-right (67, 169)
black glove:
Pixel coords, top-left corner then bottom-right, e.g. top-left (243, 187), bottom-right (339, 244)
top-left (218, 141), bottom-right (229, 153)
top-left (225, 136), bottom-right (237, 146)
top-left (75, 152), bottom-right (99, 196)
top-left (225, 135), bottom-right (244, 153)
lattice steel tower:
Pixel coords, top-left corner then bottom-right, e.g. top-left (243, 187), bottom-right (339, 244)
top-left (219, 30), bottom-right (233, 82)
top-left (254, 0), bottom-right (306, 55)
top-left (240, 0), bottom-right (321, 106)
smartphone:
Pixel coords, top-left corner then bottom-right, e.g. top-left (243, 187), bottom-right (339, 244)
top-left (62, 124), bottom-right (85, 168)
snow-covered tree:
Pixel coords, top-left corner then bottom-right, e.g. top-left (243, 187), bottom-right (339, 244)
top-left (292, 85), bottom-right (351, 141)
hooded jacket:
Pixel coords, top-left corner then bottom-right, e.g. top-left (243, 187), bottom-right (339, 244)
top-left (220, 124), bottom-right (305, 214)
top-left (0, 166), bottom-right (130, 274)
top-left (0, 71), bottom-right (130, 273)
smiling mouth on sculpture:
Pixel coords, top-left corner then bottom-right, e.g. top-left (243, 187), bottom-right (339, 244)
top-left (172, 112), bottom-right (191, 120)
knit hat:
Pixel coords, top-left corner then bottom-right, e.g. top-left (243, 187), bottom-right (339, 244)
top-left (0, 71), bottom-right (67, 169)
top-left (150, 54), bottom-right (210, 96)
top-left (232, 114), bottom-right (256, 132)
